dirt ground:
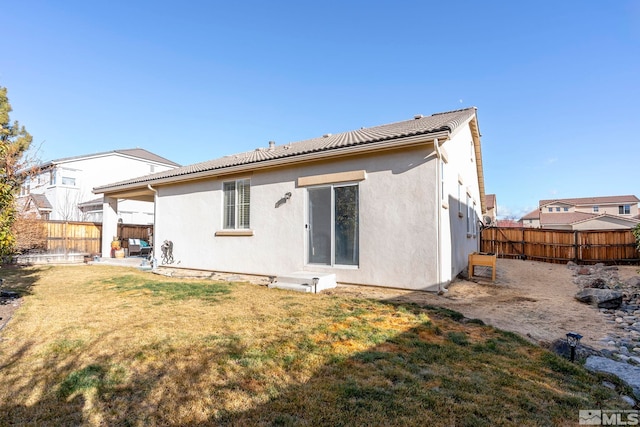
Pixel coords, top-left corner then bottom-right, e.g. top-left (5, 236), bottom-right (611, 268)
top-left (330, 258), bottom-right (640, 350)
top-left (1, 260), bottom-right (638, 350)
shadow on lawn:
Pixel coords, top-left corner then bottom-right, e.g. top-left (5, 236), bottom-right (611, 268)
top-left (0, 299), bottom-right (617, 425)
top-left (0, 341), bottom-right (87, 425)
top-left (0, 264), bottom-right (44, 298)
top-left (211, 306), bottom-right (597, 427)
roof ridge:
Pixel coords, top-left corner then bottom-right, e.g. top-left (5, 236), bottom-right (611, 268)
top-left (431, 106), bottom-right (477, 116)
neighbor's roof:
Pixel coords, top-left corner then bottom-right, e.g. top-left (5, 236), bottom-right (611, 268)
top-left (540, 195), bottom-right (639, 207)
top-left (95, 107), bottom-right (479, 193)
top-left (40, 148), bottom-right (181, 168)
top-left (78, 197), bottom-right (104, 208)
top-left (496, 219), bottom-right (522, 228)
top-left (29, 194), bottom-right (53, 211)
top-left (521, 209), bottom-right (540, 220)
top-left (540, 212), bottom-right (598, 226)
top-left (570, 213), bottom-right (640, 227)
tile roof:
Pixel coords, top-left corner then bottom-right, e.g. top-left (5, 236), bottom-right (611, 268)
top-left (539, 195), bottom-right (640, 207)
top-left (496, 219), bottom-right (522, 228)
top-left (521, 209), bottom-right (540, 220)
top-left (95, 107), bottom-right (478, 192)
top-left (540, 212), bottom-right (598, 226)
top-left (29, 194), bottom-right (52, 210)
top-left (571, 213), bottom-right (640, 226)
top-left (78, 197), bottom-right (104, 208)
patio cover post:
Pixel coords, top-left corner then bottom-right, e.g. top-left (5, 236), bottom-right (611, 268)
top-left (101, 196), bottom-right (118, 257)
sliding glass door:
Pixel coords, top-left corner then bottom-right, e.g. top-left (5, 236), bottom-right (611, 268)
top-left (307, 184), bottom-right (359, 266)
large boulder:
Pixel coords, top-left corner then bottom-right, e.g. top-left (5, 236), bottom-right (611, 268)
top-left (575, 288), bottom-right (623, 309)
top-left (625, 276), bottom-right (640, 287)
top-left (585, 356), bottom-right (640, 399)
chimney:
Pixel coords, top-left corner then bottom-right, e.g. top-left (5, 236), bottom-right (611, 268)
top-left (268, 141), bottom-right (275, 151)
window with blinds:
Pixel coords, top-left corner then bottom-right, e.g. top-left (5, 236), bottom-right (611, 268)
top-left (223, 179), bottom-right (250, 229)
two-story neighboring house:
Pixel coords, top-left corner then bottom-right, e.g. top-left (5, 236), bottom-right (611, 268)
top-left (520, 195), bottom-right (640, 230)
top-left (18, 149), bottom-right (180, 223)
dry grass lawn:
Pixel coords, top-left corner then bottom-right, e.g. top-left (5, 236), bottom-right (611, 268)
top-left (0, 265), bottom-right (633, 426)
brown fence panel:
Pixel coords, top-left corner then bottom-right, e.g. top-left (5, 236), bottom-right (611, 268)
top-left (522, 228), bottom-right (575, 264)
top-left (578, 229), bottom-right (638, 263)
top-left (45, 221), bottom-right (102, 255)
top-left (480, 227), bottom-right (524, 259)
top-left (481, 227), bottom-right (639, 265)
top-left (18, 221), bottom-right (154, 257)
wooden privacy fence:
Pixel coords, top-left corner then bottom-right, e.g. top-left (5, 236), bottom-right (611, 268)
top-left (43, 221), bottom-right (152, 256)
top-left (46, 221), bottom-right (102, 254)
top-left (480, 227), bottom-right (639, 265)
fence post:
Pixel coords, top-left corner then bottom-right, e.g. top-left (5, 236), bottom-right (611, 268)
top-left (64, 222), bottom-right (68, 257)
top-left (574, 231), bottom-right (579, 264)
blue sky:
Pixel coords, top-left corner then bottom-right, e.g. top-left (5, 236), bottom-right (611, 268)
top-left (2, 1), bottom-right (639, 218)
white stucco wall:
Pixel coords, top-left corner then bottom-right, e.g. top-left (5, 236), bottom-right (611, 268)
top-left (440, 126), bottom-right (482, 284)
top-left (153, 146), bottom-right (444, 290)
top-left (575, 203), bottom-right (639, 217)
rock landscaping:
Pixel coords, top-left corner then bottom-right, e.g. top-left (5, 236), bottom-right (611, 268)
top-left (569, 262), bottom-right (640, 402)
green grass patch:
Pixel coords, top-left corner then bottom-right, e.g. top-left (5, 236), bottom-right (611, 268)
top-left (104, 274), bottom-right (233, 302)
top-left (446, 331), bottom-right (470, 346)
top-left (47, 338), bottom-right (85, 355)
top-left (58, 364), bottom-right (126, 399)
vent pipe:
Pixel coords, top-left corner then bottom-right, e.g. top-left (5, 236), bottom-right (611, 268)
top-left (268, 141), bottom-right (276, 151)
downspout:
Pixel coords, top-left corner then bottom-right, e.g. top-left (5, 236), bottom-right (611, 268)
top-left (147, 184), bottom-right (158, 269)
top-left (433, 138), bottom-right (443, 293)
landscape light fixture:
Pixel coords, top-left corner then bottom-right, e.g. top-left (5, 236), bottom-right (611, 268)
top-left (566, 332), bottom-right (583, 362)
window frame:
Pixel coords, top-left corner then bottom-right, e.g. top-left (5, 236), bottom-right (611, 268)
top-left (619, 205), bottom-right (631, 215)
top-left (222, 178), bottom-right (251, 230)
top-left (61, 176), bottom-right (76, 186)
top-left (466, 190), bottom-right (473, 237)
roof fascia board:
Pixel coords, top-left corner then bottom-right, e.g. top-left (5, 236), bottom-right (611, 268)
top-left (47, 151), bottom-right (176, 168)
top-left (95, 131), bottom-right (449, 195)
top-left (468, 114), bottom-right (486, 213)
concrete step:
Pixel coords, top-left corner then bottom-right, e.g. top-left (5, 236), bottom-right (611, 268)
top-left (269, 272), bottom-right (337, 293)
top-left (268, 281), bottom-right (315, 293)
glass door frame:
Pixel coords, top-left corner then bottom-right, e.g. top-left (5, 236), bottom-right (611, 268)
top-left (305, 182), bottom-right (359, 268)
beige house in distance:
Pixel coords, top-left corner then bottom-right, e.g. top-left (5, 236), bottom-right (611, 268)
top-left (521, 195), bottom-right (640, 230)
top-left (95, 108), bottom-right (487, 292)
top-left (484, 194), bottom-right (497, 225)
